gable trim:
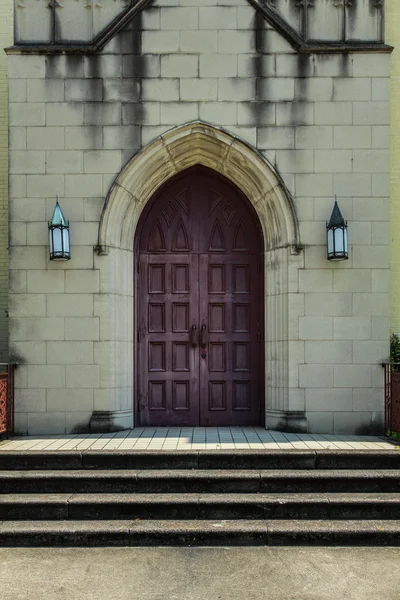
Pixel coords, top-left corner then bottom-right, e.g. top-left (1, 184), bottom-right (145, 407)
top-left (6, 0), bottom-right (393, 55)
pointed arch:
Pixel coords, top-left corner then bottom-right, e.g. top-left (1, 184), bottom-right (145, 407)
top-left (209, 219), bottom-right (226, 251)
top-left (148, 220), bottom-right (166, 252)
top-left (97, 122), bottom-right (300, 254)
top-left (233, 221), bottom-right (248, 251)
top-left (93, 122), bottom-right (306, 435)
top-left (172, 219), bottom-right (190, 251)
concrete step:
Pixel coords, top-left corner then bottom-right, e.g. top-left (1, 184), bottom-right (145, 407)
top-left (1, 449), bottom-right (399, 547)
top-left (0, 450), bottom-right (400, 471)
top-left (1, 469), bottom-right (400, 494)
top-left (0, 519), bottom-right (399, 547)
top-left (1, 493), bottom-right (400, 520)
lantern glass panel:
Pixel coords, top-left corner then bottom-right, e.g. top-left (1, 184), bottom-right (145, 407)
top-left (53, 227), bottom-right (63, 255)
top-left (327, 228), bottom-right (334, 255)
top-left (334, 227), bottom-right (344, 254)
top-left (63, 228), bottom-right (70, 254)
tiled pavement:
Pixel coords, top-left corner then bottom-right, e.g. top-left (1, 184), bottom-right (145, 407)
top-left (0, 428), bottom-right (394, 451)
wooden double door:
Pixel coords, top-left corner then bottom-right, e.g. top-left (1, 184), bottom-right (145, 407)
top-left (136, 166), bottom-right (264, 426)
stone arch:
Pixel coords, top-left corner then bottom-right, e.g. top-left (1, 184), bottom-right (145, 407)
top-left (97, 122), bottom-right (300, 254)
top-left (92, 122), bottom-right (305, 433)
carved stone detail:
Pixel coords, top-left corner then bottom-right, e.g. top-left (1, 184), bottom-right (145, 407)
top-left (265, 0), bottom-right (384, 43)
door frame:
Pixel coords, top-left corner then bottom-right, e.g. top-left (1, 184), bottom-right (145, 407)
top-left (94, 122), bottom-right (304, 434)
top-left (134, 165), bottom-right (265, 427)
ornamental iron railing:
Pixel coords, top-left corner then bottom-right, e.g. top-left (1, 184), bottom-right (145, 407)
top-left (0, 364), bottom-right (16, 439)
top-left (383, 363), bottom-right (400, 435)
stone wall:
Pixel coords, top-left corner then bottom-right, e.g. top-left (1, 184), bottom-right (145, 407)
top-left (0, 0), bottom-right (13, 361)
top-left (8, 0), bottom-right (391, 435)
top-left (386, 0), bottom-right (400, 334)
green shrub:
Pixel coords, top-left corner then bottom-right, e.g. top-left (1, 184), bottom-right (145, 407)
top-left (390, 334), bottom-right (400, 372)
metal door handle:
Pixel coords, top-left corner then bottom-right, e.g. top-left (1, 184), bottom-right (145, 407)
top-left (191, 325), bottom-right (198, 348)
top-left (200, 323), bottom-right (207, 348)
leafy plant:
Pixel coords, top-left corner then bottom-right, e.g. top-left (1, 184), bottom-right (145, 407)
top-left (390, 334), bottom-right (400, 372)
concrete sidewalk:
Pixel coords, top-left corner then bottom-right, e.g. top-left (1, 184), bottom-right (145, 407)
top-left (0, 546), bottom-right (399, 600)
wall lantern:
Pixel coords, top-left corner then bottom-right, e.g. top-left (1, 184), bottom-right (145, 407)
top-left (48, 198), bottom-right (71, 261)
top-left (326, 199), bottom-right (348, 261)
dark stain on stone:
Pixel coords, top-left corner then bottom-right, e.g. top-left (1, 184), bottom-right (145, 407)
top-left (89, 411), bottom-right (126, 433)
top-left (315, 54), bottom-right (351, 78)
top-left (45, 55), bottom-right (56, 79)
top-left (83, 54), bottom-right (104, 147)
top-left (276, 416), bottom-right (308, 434)
top-left (128, 17), bottom-right (142, 56)
top-left (295, 78), bottom-right (306, 102)
top-left (66, 55), bottom-right (84, 76)
top-left (251, 13), bottom-right (270, 129)
top-left (123, 54), bottom-right (151, 80)
top-left (297, 54), bottom-right (312, 78)
top-left (340, 54), bottom-right (351, 77)
top-left (289, 55), bottom-right (312, 124)
top-left (53, 3), bottom-right (61, 44)
top-left (46, 54), bottom-right (83, 79)
top-left (126, 9), bottom-right (143, 154)
top-left (355, 417), bottom-right (384, 436)
top-left (71, 422), bottom-right (91, 434)
top-left (345, 0), bottom-right (357, 40)
top-left (85, 54), bottom-right (102, 80)
top-left (288, 102), bottom-right (309, 127)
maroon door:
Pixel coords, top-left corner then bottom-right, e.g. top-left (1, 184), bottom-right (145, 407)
top-left (136, 166), bottom-right (263, 426)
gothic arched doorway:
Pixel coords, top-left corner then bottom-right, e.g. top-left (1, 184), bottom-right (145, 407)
top-left (135, 166), bottom-right (264, 426)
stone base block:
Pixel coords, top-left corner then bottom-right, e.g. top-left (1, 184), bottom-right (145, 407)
top-left (266, 410), bottom-right (308, 433)
top-left (90, 410), bottom-right (133, 433)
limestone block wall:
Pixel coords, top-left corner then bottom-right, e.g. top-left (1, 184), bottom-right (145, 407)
top-left (8, 0), bottom-right (390, 435)
top-left (0, 0), bottom-right (13, 361)
top-left (386, 0), bottom-right (400, 334)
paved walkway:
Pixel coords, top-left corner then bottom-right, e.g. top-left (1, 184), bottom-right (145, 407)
top-left (0, 427), bottom-right (394, 451)
top-left (1, 547), bottom-right (400, 600)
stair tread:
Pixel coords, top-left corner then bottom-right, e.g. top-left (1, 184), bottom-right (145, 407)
top-left (0, 519), bottom-right (266, 531)
top-left (1, 469), bottom-right (400, 478)
top-left (1, 492), bottom-right (400, 503)
top-left (1, 519), bottom-right (400, 532)
top-left (1, 519), bottom-right (399, 546)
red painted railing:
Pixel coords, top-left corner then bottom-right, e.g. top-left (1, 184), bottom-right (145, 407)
top-left (383, 363), bottom-right (400, 434)
top-left (0, 365), bottom-right (16, 439)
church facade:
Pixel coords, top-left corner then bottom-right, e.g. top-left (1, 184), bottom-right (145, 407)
top-left (7, 0), bottom-right (391, 435)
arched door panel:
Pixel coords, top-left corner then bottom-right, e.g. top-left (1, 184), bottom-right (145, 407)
top-left (136, 166), bottom-right (263, 426)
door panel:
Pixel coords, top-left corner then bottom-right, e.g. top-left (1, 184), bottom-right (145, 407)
top-left (137, 166), bottom-right (263, 427)
top-left (199, 254), bottom-right (261, 426)
top-left (138, 253), bottom-right (200, 426)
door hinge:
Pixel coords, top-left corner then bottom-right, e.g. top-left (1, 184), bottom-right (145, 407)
top-left (257, 332), bottom-right (261, 342)
top-left (257, 261), bottom-right (261, 273)
top-left (137, 331), bottom-right (141, 343)
top-left (137, 262), bottom-right (140, 274)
